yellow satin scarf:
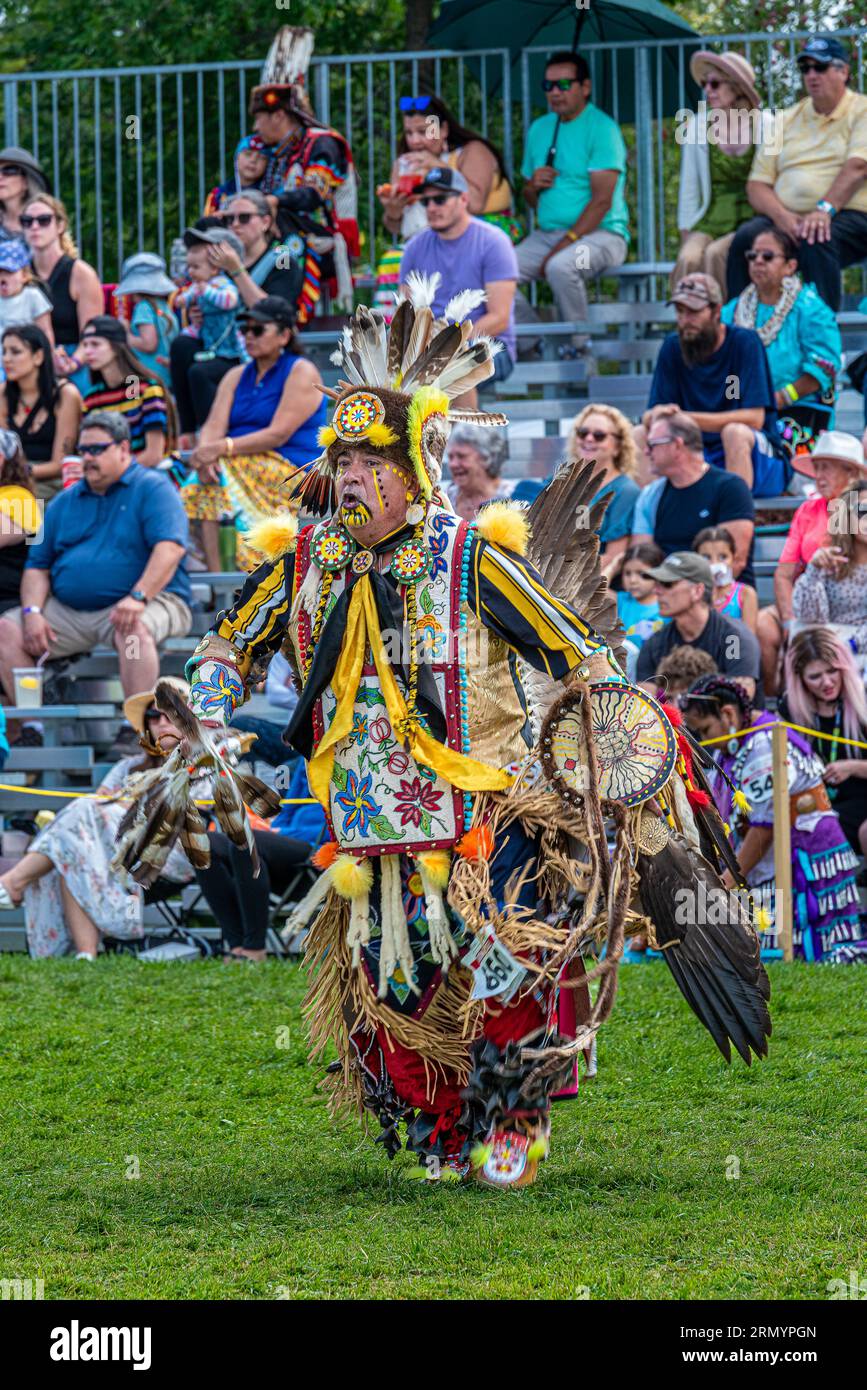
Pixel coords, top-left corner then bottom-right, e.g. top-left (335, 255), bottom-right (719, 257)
top-left (307, 574), bottom-right (513, 811)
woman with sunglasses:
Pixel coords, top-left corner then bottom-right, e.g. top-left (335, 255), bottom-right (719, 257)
top-left (0, 147), bottom-right (49, 245)
top-left (722, 226), bottom-right (841, 461)
top-left (0, 324), bottom-right (82, 501)
top-left (205, 191), bottom-right (303, 315)
top-left (566, 404), bottom-right (640, 571)
top-left (674, 52), bottom-right (764, 297)
top-left (20, 193), bottom-right (103, 388)
top-left (0, 678), bottom-right (198, 959)
top-left (681, 673), bottom-right (861, 960)
top-left (379, 94), bottom-right (515, 242)
top-left (183, 294), bottom-right (325, 572)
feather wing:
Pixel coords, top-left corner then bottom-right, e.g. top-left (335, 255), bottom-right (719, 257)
top-left (399, 324), bottom-right (465, 391)
top-left (525, 458), bottom-right (625, 662)
top-left (637, 831), bottom-right (771, 1065)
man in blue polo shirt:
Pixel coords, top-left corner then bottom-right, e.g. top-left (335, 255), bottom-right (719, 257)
top-left (647, 272), bottom-right (791, 497)
top-left (0, 410), bottom-right (192, 715)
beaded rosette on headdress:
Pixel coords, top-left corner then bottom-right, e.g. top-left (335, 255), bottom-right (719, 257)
top-left (291, 274), bottom-right (508, 516)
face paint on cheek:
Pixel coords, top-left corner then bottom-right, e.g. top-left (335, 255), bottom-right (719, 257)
top-left (371, 466), bottom-right (385, 513)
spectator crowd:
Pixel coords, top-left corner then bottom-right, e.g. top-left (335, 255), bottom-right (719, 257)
top-left (0, 25), bottom-right (866, 962)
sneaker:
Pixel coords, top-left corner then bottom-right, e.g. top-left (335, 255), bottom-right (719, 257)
top-left (75, 951), bottom-right (96, 961)
top-left (108, 724), bottom-right (139, 761)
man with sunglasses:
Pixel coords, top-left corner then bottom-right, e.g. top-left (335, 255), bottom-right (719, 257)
top-left (0, 411), bottom-right (192, 731)
top-left (634, 551), bottom-right (760, 702)
top-left (399, 166), bottom-right (518, 405)
top-left (516, 51), bottom-right (629, 340)
top-left (728, 35), bottom-right (867, 311)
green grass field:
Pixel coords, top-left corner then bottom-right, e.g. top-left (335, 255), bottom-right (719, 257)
top-left (1, 956), bottom-right (864, 1300)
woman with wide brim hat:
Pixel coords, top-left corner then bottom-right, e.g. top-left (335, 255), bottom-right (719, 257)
top-left (755, 430), bottom-right (867, 697)
top-left (0, 676), bottom-right (196, 958)
top-left (672, 50), bottom-right (764, 298)
top-left (0, 147), bottom-right (50, 243)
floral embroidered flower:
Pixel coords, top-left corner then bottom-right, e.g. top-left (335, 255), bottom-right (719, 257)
top-left (336, 770), bottom-right (381, 836)
top-left (196, 664), bottom-right (244, 713)
top-left (394, 777), bottom-right (442, 828)
top-left (348, 713), bottom-right (368, 746)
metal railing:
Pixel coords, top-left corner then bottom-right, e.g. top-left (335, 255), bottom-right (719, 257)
top-left (2, 27), bottom-right (865, 281)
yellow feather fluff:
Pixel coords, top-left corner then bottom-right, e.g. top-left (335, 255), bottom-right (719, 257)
top-left (330, 853), bottom-right (374, 900)
top-left (406, 386), bottom-right (450, 500)
top-left (475, 501), bottom-right (530, 556)
top-left (754, 906), bottom-right (773, 933)
top-left (364, 422), bottom-right (400, 447)
top-left (416, 850), bottom-right (451, 890)
top-left (733, 790), bottom-right (752, 813)
top-left (317, 424), bottom-right (338, 447)
top-left (243, 512), bottom-right (299, 560)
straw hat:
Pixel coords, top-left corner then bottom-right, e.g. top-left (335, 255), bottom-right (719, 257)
top-left (689, 50), bottom-right (761, 110)
top-left (793, 429), bottom-right (867, 480)
top-left (123, 676), bottom-right (190, 736)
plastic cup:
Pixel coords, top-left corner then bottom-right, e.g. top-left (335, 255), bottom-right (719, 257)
top-left (13, 667), bottom-right (44, 708)
top-left (62, 455), bottom-right (83, 488)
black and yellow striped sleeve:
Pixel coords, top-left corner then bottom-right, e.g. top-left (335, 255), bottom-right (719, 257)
top-left (466, 536), bottom-right (605, 679)
top-left (213, 552), bottom-right (295, 677)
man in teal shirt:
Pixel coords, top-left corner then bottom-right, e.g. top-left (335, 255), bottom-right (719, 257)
top-left (517, 52), bottom-right (630, 340)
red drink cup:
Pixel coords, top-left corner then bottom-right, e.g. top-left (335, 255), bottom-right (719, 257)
top-left (62, 455), bottom-right (84, 488)
top-left (397, 172), bottom-right (424, 198)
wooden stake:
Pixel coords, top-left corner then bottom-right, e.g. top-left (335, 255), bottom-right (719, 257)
top-left (771, 722), bottom-right (793, 961)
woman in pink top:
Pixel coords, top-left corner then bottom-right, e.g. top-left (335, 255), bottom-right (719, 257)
top-left (757, 431), bottom-right (867, 695)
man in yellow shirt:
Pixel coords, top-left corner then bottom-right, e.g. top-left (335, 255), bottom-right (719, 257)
top-left (727, 35), bottom-right (867, 311)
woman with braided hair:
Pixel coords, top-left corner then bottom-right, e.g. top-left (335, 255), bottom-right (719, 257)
top-left (681, 674), bottom-right (861, 960)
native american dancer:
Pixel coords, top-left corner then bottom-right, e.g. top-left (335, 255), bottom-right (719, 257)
top-left (118, 279), bottom-right (772, 1187)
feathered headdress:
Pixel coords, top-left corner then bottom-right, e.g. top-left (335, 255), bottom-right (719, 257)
top-left (250, 26), bottom-right (318, 126)
top-left (292, 273), bottom-right (508, 516)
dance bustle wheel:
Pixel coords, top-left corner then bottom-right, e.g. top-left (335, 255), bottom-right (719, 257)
top-left (541, 680), bottom-right (678, 808)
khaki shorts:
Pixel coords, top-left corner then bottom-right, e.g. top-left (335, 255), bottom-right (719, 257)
top-left (5, 592), bottom-right (192, 659)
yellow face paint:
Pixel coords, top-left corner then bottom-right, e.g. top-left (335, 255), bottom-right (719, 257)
top-left (371, 466), bottom-right (385, 514)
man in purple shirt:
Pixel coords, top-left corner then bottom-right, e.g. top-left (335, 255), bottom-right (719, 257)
top-left (399, 166), bottom-right (517, 408)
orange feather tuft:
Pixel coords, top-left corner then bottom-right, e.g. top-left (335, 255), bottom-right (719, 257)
top-left (455, 824), bottom-right (494, 861)
top-left (312, 840), bottom-right (339, 870)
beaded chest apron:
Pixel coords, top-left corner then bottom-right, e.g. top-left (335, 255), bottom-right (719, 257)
top-left (295, 508), bottom-right (476, 855)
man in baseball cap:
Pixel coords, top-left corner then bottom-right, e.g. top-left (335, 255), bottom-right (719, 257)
top-left (648, 270), bottom-right (789, 498)
top-left (727, 32), bottom-right (867, 314)
top-left (636, 551), bottom-right (761, 699)
top-left (398, 158), bottom-right (519, 408)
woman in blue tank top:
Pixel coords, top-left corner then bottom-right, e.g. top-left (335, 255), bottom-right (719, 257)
top-left (183, 294), bottom-right (325, 571)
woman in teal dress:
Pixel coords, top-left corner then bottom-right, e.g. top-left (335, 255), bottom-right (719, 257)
top-left (722, 225), bottom-right (841, 467)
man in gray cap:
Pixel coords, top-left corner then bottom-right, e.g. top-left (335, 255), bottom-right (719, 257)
top-left (635, 550), bottom-right (761, 700)
top-left (398, 165), bottom-right (518, 407)
top-left (645, 271), bottom-right (789, 498)
top-left (728, 35), bottom-right (867, 311)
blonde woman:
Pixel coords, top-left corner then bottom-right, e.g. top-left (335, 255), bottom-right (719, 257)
top-left (673, 51), bottom-right (763, 298)
top-left (566, 403), bottom-right (640, 570)
top-left (21, 193), bottom-right (103, 386)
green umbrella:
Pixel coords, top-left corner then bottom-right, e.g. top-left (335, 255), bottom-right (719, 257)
top-left (429, 0), bottom-right (702, 124)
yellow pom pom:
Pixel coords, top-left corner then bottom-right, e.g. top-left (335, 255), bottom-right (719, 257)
top-left (527, 1137), bottom-right (548, 1162)
top-left (733, 790), bottom-right (752, 813)
top-left (475, 501), bottom-right (530, 557)
top-left (317, 424), bottom-right (338, 448)
top-left (469, 1143), bottom-right (493, 1169)
top-left (364, 422), bottom-right (400, 448)
top-left (330, 853), bottom-right (373, 900)
top-left (754, 906), bottom-right (773, 933)
top-left (243, 512), bottom-right (298, 561)
top-left (416, 850), bottom-right (451, 891)
top-left (400, 1165), bottom-right (430, 1182)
